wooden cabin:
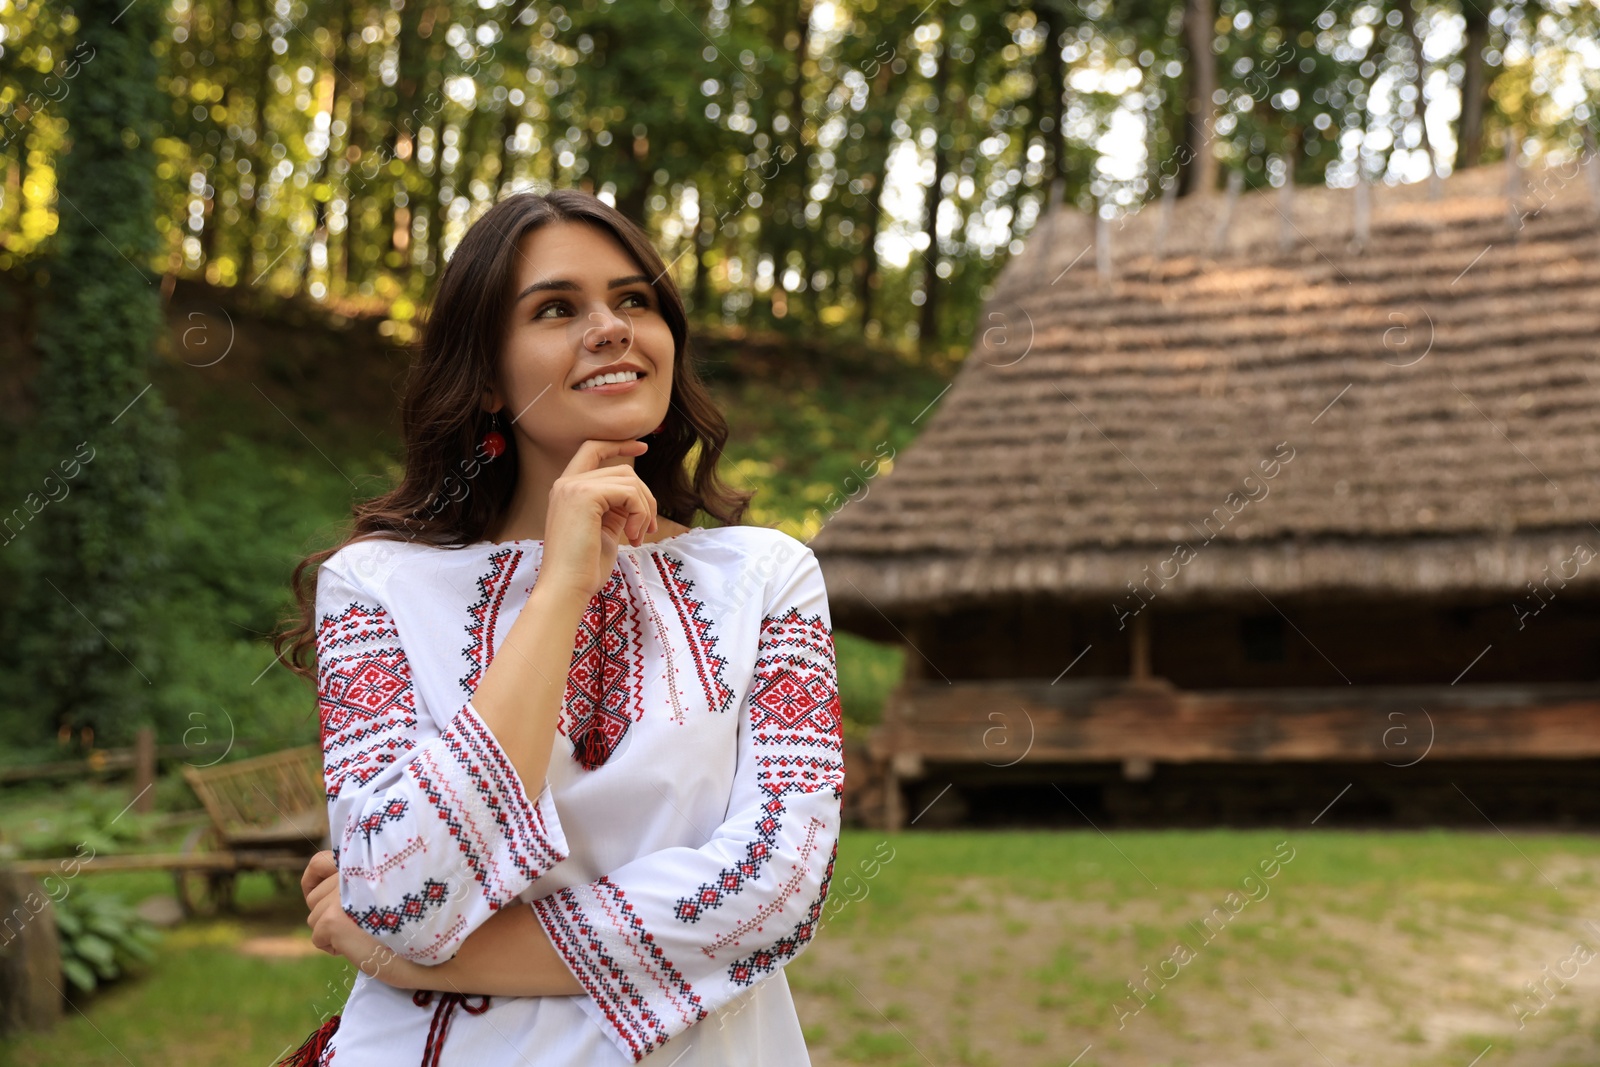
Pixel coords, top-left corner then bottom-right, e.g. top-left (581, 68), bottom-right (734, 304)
top-left (813, 155), bottom-right (1600, 829)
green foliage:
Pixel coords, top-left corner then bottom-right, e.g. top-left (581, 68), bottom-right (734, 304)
top-left (835, 631), bottom-right (902, 729)
top-left (53, 888), bottom-right (161, 995)
top-left (1, 0), bottom-right (1555, 362)
top-left (0, 0), bottom-right (1567, 756)
top-left (3, 781), bottom-right (163, 861)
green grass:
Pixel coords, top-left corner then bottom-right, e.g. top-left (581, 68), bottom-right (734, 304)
top-left (790, 829), bottom-right (1600, 1066)
top-left (6, 828), bottom-right (1600, 1065)
top-left (0, 872), bottom-right (344, 1067)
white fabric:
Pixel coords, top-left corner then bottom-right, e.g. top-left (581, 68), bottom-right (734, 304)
top-left (310, 525), bottom-right (844, 1065)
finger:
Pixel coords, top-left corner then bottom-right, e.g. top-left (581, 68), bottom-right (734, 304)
top-left (308, 898), bottom-right (337, 952)
top-left (300, 850), bottom-right (336, 899)
top-left (586, 470), bottom-right (658, 539)
top-left (561, 438), bottom-right (648, 478)
top-left (637, 485), bottom-right (656, 540)
top-left (620, 484), bottom-right (653, 544)
top-left (310, 896), bottom-right (354, 956)
top-left (305, 874), bottom-right (339, 914)
top-left (570, 478), bottom-right (655, 543)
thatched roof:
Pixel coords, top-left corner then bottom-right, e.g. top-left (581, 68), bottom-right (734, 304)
top-left (811, 158), bottom-right (1600, 623)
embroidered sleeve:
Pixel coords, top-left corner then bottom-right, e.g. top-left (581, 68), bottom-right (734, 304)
top-left (315, 558), bottom-right (569, 965)
top-left (530, 544), bottom-right (845, 1062)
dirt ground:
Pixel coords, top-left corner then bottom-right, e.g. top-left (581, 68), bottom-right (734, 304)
top-left (787, 851), bottom-right (1600, 1067)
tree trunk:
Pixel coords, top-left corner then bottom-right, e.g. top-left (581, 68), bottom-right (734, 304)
top-left (494, 100), bottom-right (519, 195)
top-left (23, 0), bottom-right (175, 744)
top-left (1035, 10), bottom-right (1067, 191)
top-left (197, 0), bottom-right (234, 269)
top-left (691, 213), bottom-right (712, 315)
top-left (615, 136), bottom-right (650, 226)
top-left (1456, 3), bottom-right (1491, 168)
top-left (296, 0), bottom-right (345, 296)
top-left (419, 105), bottom-right (444, 279)
top-left (0, 871), bottom-right (61, 1036)
top-left (1398, 0), bottom-right (1440, 188)
top-left (919, 29), bottom-right (948, 346)
top-left (856, 141), bottom-right (888, 330)
top-left (387, 0), bottom-right (434, 277)
top-left (338, 37), bottom-right (369, 294)
top-left (244, 0), bottom-right (274, 263)
top-left (1178, 0), bottom-right (1219, 197)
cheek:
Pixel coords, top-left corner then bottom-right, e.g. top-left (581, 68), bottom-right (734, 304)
top-left (503, 328), bottom-right (569, 389)
top-left (638, 320), bottom-right (676, 377)
top-left (639, 318), bottom-right (674, 353)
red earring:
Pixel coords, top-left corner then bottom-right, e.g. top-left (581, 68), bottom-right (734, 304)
top-left (648, 421), bottom-right (666, 435)
top-left (481, 415), bottom-right (507, 459)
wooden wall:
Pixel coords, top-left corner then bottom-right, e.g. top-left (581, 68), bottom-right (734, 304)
top-left (897, 595), bottom-right (1600, 688)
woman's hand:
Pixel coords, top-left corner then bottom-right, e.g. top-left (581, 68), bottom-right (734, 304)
top-left (300, 850), bottom-right (430, 989)
top-left (537, 438), bottom-right (659, 600)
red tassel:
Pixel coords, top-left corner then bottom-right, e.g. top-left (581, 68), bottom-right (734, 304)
top-left (277, 1014), bottom-right (340, 1067)
top-left (573, 724), bottom-right (611, 770)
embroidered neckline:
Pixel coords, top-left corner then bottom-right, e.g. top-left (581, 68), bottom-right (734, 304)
top-left (628, 553), bottom-right (688, 726)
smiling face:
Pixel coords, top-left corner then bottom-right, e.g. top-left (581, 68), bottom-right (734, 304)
top-left (486, 220), bottom-right (675, 455)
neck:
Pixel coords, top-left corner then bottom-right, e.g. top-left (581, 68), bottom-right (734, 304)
top-left (486, 436), bottom-right (637, 543)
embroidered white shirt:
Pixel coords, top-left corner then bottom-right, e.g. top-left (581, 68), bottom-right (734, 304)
top-left (311, 525), bottom-right (843, 1065)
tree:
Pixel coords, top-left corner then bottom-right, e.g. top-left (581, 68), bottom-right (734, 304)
top-left (1456, 0), bottom-right (1491, 167)
top-left (1179, 0), bottom-right (1220, 196)
top-left (15, 0), bottom-right (178, 746)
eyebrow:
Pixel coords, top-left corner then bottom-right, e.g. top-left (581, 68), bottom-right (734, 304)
top-left (515, 274), bottom-right (652, 302)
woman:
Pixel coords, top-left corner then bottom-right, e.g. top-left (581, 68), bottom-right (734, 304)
top-left (273, 189), bottom-right (845, 1066)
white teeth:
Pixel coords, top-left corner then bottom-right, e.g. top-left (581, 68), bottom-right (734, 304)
top-left (576, 370), bottom-right (641, 391)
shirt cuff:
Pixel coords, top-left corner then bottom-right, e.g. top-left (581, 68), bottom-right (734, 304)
top-left (438, 701), bottom-right (570, 892)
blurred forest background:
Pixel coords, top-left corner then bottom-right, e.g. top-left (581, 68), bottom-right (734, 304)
top-left (0, 0), bottom-right (1594, 758)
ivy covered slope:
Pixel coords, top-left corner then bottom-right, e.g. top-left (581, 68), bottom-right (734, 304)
top-left (1, 0), bottom-right (179, 753)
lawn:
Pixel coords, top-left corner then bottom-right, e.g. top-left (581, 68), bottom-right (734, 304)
top-left (5, 828), bottom-right (1599, 1066)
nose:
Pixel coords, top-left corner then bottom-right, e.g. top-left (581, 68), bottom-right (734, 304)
top-left (581, 306), bottom-right (633, 353)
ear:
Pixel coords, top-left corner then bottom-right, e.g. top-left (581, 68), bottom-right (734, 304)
top-left (481, 388), bottom-right (502, 415)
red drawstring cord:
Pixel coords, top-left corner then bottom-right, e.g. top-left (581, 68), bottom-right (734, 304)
top-left (412, 989), bottom-right (492, 1067)
top-left (277, 990), bottom-right (491, 1065)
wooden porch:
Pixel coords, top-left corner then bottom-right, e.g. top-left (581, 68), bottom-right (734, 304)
top-left (865, 679), bottom-right (1600, 829)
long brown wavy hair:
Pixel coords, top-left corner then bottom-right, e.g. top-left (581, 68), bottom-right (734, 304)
top-left (274, 189), bottom-right (751, 683)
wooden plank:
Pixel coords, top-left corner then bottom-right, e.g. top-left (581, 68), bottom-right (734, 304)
top-left (872, 681), bottom-right (1600, 764)
top-left (0, 745), bottom-right (196, 784)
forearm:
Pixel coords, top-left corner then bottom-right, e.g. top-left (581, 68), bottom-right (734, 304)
top-left (470, 581), bottom-right (589, 798)
top-left (402, 901), bottom-right (584, 997)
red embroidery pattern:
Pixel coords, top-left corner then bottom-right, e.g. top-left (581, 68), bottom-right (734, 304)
top-left (339, 836), bottom-right (426, 881)
top-left (673, 606), bottom-right (845, 926)
top-left (404, 707), bottom-right (563, 901)
top-left (672, 800), bottom-right (779, 924)
top-left (700, 816), bottom-right (828, 957)
top-left (651, 552), bottom-right (733, 715)
top-left (346, 877), bottom-right (451, 937)
top-left (458, 547), bottom-right (524, 697)
top-left (353, 798), bottom-right (410, 843)
top-left (727, 838), bottom-right (838, 987)
top-left (317, 601), bottom-right (418, 800)
top-left (747, 607), bottom-right (846, 799)
top-left (562, 569), bottom-right (644, 770)
top-left (532, 879), bottom-right (705, 1062)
